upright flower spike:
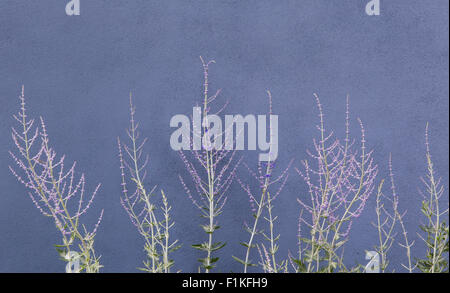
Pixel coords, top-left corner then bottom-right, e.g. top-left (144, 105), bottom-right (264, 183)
top-left (178, 57), bottom-right (242, 272)
top-left (9, 86), bottom-right (103, 273)
top-left (118, 93), bottom-right (180, 273)
top-left (371, 154), bottom-right (420, 274)
top-left (296, 94), bottom-right (378, 273)
top-left (381, 154), bottom-right (417, 273)
top-left (371, 154), bottom-right (401, 273)
top-left (416, 124), bottom-right (449, 273)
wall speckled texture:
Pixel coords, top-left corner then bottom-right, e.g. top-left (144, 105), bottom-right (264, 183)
top-left (0, 0), bottom-right (448, 272)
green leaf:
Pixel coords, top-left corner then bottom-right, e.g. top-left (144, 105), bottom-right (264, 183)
top-left (292, 259), bottom-right (306, 272)
top-left (239, 242), bottom-right (255, 248)
top-left (232, 255), bottom-right (255, 266)
top-left (211, 242), bottom-right (226, 252)
top-left (192, 243), bottom-right (209, 251)
top-left (210, 257), bottom-right (219, 264)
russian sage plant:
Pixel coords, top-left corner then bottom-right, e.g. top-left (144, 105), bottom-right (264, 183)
top-left (384, 155), bottom-right (417, 273)
top-left (178, 57), bottom-right (241, 272)
top-left (372, 178), bottom-right (397, 273)
top-left (416, 124), bottom-right (449, 273)
top-left (7, 83), bottom-right (448, 274)
top-left (255, 188), bottom-right (291, 273)
top-left (371, 154), bottom-right (411, 273)
top-left (295, 95), bottom-right (378, 273)
top-left (9, 86), bottom-right (103, 272)
top-left (118, 94), bottom-right (180, 273)
top-left (396, 202), bottom-right (416, 273)
top-left (233, 91), bottom-right (292, 273)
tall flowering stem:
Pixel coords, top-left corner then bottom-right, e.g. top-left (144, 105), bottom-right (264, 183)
top-left (9, 86), bottom-right (103, 273)
top-left (373, 154), bottom-right (418, 273)
top-left (416, 123), bottom-right (449, 273)
top-left (258, 190), bottom-right (290, 273)
top-left (371, 154), bottom-right (399, 273)
top-left (118, 94), bottom-right (180, 273)
top-left (296, 94), bottom-right (378, 273)
top-left (385, 155), bottom-right (417, 273)
top-left (235, 160), bottom-right (292, 273)
top-left (179, 57), bottom-right (241, 272)
top-left (233, 91), bottom-right (292, 272)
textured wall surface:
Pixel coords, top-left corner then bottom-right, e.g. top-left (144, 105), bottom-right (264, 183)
top-left (0, 0), bottom-right (448, 272)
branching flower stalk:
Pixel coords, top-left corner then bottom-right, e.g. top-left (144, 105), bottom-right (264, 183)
top-left (416, 124), bottom-right (449, 273)
top-left (262, 192), bottom-right (281, 272)
top-left (9, 86), bottom-right (103, 273)
top-left (396, 199), bottom-right (416, 272)
top-left (256, 240), bottom-right (289, 273)
top-left (390, 160), bottom-right (417, 273)
top-left (235, 166), bottom-right (289, 273)
top-left (160, 190), bottom-right (177, 273)
top-left (234, 159), bottom-right (273, 272)
top-left (233, 91), bottom-right (292, 272)
top-left (118, 94), bottom-right (179, 273)
top-left (372, 155), bottom-right (399, 273)
top-left (385, 154), bottom-right (417, 273)
top-left (296, 94), bottom-right (378, 273)
top-left (288, 210), bottom-right (306, 273)
top-left (256, 243), bottom-right (274, 273)
top-left (179, 57), bottom-right (241, 272)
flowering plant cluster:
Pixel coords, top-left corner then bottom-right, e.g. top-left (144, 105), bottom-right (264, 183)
top-left (8, 60), bottom-right (448, 273)
top-left (293, 94), bottom-right (378, 273)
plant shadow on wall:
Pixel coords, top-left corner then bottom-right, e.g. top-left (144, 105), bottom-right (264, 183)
top-left (9, 59), bottom-right (449, 273)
